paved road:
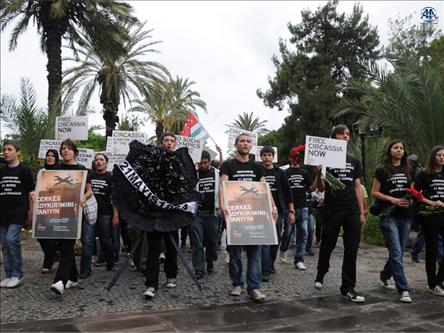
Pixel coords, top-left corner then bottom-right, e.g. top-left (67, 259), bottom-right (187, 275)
top-left (1, 234), bottom-right (443, 331)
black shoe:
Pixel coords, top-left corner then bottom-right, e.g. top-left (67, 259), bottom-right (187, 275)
top-left (79, 271), bottom-right (91, 279)
top-left (262, 272), bottom-right (270, 282)
top-left (411, 255), bottom-right (419, 263)
top-left (306, 249), bottom-right (315, 256)
top-left (93, 258), bottom-right (106, 267)
top-left (341, 290), bottom-right (365, 303)
top-left (270, 266), bottom-right (276, 274)
top-left (207, 262), bottom-right (214, 274)
top-left (195, 271), bottom-right (204, 280)
top-left (106, 264), bottom-right (114, 271)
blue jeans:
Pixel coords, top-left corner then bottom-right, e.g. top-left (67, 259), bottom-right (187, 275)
top-left (380, 217), bottom-right (412, 292)
top-left (411, 229), bottom-right (444, 261)
top-left (112, 225), bottom-right (121, 261)
top-left (294, 208), bottom-right (308, 263)
top-left (306, 212), bottom-right (315, 252)
top-left (96, 215), bottom-right (114, 267)
top-left (80, 221), bottom-right (95, 274)
top-left (0, 224), bottom-right (24, 278)
top-left (229, 245), bottom-right (261, 292)
top-left (190, 213), bottom-right (219, 273)
top-left (262, 214), bottom-right (283, 273)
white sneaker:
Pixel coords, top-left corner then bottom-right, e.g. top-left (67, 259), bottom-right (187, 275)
top-left (0, 278), bottom-right (10, 288)
top-left (295, 262), bottom-right (306, 270)
top-left (230, 285), bottom-right (243, 296)
top-left (429, 285), bottom-right (444, 297)
top-left (6, 276), bottom-right (24, 288)
top-left (166, 278), bottom-right (177, 288)
top-left (143, 287), bottom-right (156, 298)
top-left (50, 280), bottom-right (64, 295)
top-left (249, 289), bottom-right (266, 301)
top-left (314, 281), bottom-right (323, 290)
top-left (225, 253), bottom-right (230, 264)
top-left (400, 291), bottom-right (412, 303)
top-left (381, 279), bottom-right (396, 290)
top-left (279, 251), bottom-right (287, 263)
top-left (65, 280), bottom-right (78, 289)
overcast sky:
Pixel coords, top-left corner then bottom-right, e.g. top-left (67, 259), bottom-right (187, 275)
top-left (1, 1), bottom-right (443, 155)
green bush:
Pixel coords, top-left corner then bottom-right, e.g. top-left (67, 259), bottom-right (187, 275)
top-left (362, 214), bottom-right (385, 246)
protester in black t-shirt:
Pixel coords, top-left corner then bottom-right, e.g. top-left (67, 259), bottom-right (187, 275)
top-left (372, 140), bottom-right (413, 303)
top-left (414, 145), bottom-right (444, 297)
top-left (220, 133), bottom-right (277, 301)
top-left (143, 133), bottom-right (181, 299)
top-left (190, 150), bottom-right (220, 279)
top-left (0, 140), bottom-right (34, 289)
top-left (313, 124), bottom-right (366, 303)
top-left (260, 146), bottom-right (294, 281)
top-left (37, 149), bottom-right (59, 274)
top-left (50, 139), bottom-right (93, 295)
top-left (281, 146), bottom-right (316, 270)
top-left (91, 153), bottom-right (119, 271)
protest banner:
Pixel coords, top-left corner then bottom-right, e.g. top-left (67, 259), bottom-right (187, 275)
top-left (175, 135), bottom-right (204, 163)
top-left (38, 140), bottom-right (62, 159)
top-left (254, 146), bottom-right (278, 163)
top-left (304, 135), bottom-right (347, 169)
top-left (99, 152), bottom-right (127, 172)
top-left (106, 131), bottom-right (148, 155)
top-left (77, 148), bottom-right (94, 169)
top-left (55, 116), bottom-right (88, 141)
top-left (222, 181), bottom-right (277, 246)
top-left (225, 127), bottom-right (258, 150)
top-left (32, 170), bottom-right (87, 239)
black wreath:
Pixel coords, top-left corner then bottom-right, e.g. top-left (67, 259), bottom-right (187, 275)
top-left (112, 140), bottom-right (201, 232)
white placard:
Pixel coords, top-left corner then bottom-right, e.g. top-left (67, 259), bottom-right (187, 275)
top-left (38, 140), bottom-right (62, 159)
top-left (175, 135), bottom-right (204, 163)
top-left (77, 148), bottom-right (95, 169)
top-left (97, 152), bottom-right (127, 173)
top-left (225, 127), bottom-right (258, 150)
top-left (304, 135), bottom-right (347, 169)
top-left (254, 146), bottom-right (278, 163)
top-left (55, 116), bottom-right (89, 141)
top-left (107, 131), bottom-right (148, 155)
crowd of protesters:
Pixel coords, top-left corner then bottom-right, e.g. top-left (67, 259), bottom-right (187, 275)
top-left (1, 124), bottom-right (443, 304)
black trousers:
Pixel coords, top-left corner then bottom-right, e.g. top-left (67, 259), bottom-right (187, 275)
top-left (422, 217), bottom-right (444, 289)
top-left (37, 239), bottom-right (57, 269)
top-left (54, 239), bottom-right (78, 285)
top-left (316, 208), bottom-right (361, 294)
top-left (145, 230), bottom-right (178, 290)
top-left (315, 206), bottom-right (326, 242)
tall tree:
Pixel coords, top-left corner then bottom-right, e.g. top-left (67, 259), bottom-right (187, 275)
top-left (0, 79), bottom-right (53, 170)
top-left (257, 1), bottom-right (380, 158)
top-left (227, 112), bottom-right (268, 135)
top-left (339, 57), bottom-right (444, 163)
top-left (1, 0), bottom-right (136, 117)
top-left (62, 21), bottom-right (168, 136)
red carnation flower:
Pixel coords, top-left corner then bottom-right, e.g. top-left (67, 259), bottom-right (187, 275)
top-left (405, 188), bottom-right (425, 203)
top-left (289, 144), bottom-right (305, 161)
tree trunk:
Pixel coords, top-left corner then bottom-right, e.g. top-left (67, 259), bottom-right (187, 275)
top-left (155, 122), bottom-right (164, 145)
top-left (103, 100), bottom-right (119, 138)
top-left (46, 28), bottom-right (63, 119)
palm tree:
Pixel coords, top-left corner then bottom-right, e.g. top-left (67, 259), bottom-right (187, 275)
top-left (227, 112), bottom-right (268, 135)
top-left (1, 0), bottom-right (136, 117)
top-left (339, 57), bottom-right (444, 163)
top-left (1, 79), bottom-right (54, 170)
top-left (62, 21), bottom-right (168, 137)
top-left (130, 77), bottom-right (207, 142)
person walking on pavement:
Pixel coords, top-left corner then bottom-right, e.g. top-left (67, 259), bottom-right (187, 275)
top-left (220, 133), bottom-right (278, 301)
top-left (190, 150), bottom-right (220, 279)
top-left (313, 124), bottom-right (366, 303)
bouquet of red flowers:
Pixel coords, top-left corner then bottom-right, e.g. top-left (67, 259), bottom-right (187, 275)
top-left (289, 144), bottom-right (345, 191)
top-left (379, 188), bottom-right (424, 218)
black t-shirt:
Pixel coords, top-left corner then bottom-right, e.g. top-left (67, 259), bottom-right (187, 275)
top-left (415, 170), bottom-right (444, 217)
top-left (0, 163), bottom-right (35, 225)
top-left (197, 167), bottom-right (217, 212)
top-left (375, 166), bottom-right (412, 218)
top-left (286, 167), bottom-right (313, 208)
top-left (220, 159), bottom-right (264, 181)
top-left (264, 167), bottom-right (294, 214)
top-left (325, 154), bottom-right (362, 210)
top-left (90, 172), bottom-right (113, 216)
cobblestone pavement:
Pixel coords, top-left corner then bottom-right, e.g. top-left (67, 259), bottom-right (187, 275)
top-left (1, 233), bottom-right (443, 331)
